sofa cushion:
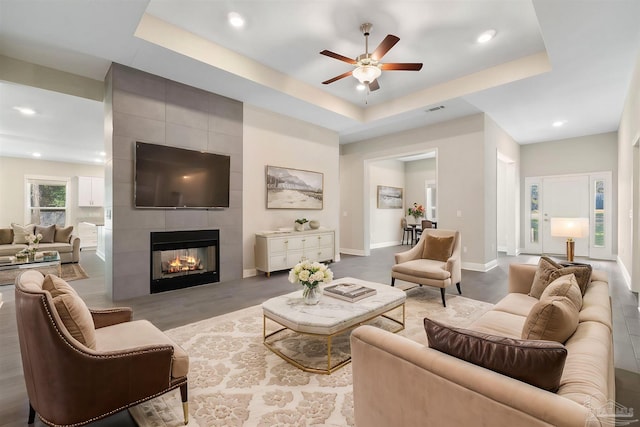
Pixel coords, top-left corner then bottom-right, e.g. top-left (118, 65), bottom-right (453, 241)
top-left (52, 292), bottom-right (96, 349)
top-left (43, 274), bottom-right (78, 298)
top-left (529, 257), bottom-right (592, 298)
top-left (54, 225), bottom-right (74, 243)
top-left (11, 223), bottom-right (35, 244)
top-left (540, 274), bottom-right (583, 311)
top-left (422, 234), bottom-right (454, 262)
top-left (424, 317), bottom-right (568, 392)
top-left (0, 228), bottom-right (13, 244)
top-left (468, 310), bottom-right (526, 338)
top-left (579, 281), bottom-right (612, 331)
top-left (35, 224), bottom-right (56, 243)
top-left (492, 293), bottom-right (538, 317)
top-left (522, 296), bottom-right (579, 343)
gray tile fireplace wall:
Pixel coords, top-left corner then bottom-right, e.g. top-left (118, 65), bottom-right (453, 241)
top-left (104, 63), bottom-right (243, 300)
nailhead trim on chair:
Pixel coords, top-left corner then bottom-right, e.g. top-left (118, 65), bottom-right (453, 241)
top-left (27, 291), bottom-right (186, 427)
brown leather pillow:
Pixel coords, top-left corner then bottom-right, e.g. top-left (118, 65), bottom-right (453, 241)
top-left (422, 234), bottom-right (454, 262)
top-left (424, 317), bottom-right (567, 392)
top-left (522, 296), bottom-right (579, 343)
top-left (54, 225), bottom-right (74, 243)
top-left (540, 274), bottom-right (582, 311)
top-left (35, 224), bottom-right (56, 243)
top-left (529, 256), bottom-right (592, 298)
top-left (0, 228), bottom-right (13, 244)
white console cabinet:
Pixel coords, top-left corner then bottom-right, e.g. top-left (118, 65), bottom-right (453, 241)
top-left (255, 229), bottom-right (335, 276)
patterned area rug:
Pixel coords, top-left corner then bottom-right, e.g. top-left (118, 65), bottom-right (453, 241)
top-left (129, 287), bottom-right (493, 427)
top-left (0, 262), bottom-right (88, 285)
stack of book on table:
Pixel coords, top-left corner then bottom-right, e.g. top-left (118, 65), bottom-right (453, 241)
top-left (324, 283), bottom-right (377, 302)
top-left (0, 256), bottom-right (15, 265)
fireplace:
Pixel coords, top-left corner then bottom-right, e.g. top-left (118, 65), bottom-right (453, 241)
top-left (150, 230), bottom-right (219, 294)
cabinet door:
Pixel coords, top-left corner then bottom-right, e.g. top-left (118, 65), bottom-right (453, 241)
top-left (317, 233), bottom-right (334, 248)
top-left (91, 177), bottom-right (104, 207)
top-left (78, 177), bottom-right (93, 207)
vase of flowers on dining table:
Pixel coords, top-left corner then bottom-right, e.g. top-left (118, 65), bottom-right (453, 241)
top-left (408, 203), bottom-right (425, 224)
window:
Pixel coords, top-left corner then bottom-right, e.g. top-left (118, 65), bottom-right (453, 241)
top-left (594, 179), bottom-right (605, 247)
top-left (27, 178), bottom-right (68, 226)
top-left (530, 184), bottom-right (539, 243)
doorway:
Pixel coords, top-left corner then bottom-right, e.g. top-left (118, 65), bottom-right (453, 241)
top-left (524, 172), bottom-right (612, 259)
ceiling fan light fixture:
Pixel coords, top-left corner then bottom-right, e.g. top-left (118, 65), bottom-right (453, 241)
top-left (356, 84), bottom-right (366, 91)
top-left (352, 65), bottom-right (381, 84)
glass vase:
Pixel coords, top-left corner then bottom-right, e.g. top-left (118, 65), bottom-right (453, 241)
top-left (302, 285), bottom-right (320, 305)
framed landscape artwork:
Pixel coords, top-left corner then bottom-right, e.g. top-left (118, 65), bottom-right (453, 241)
top-left (377, 185), bottom-right (403, 209)
top-left (266, 165), bottom-right (323, 209)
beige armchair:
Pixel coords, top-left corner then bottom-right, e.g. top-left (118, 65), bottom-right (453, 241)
top-left (15, 270), bottom-right (189, 426)
top-left (391, 229), bottom-right (462, 306)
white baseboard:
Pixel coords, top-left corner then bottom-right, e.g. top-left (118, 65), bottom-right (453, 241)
top-left (370, 241), bottom-right (401, 249)
top-left (340, 248), bottom-right (367, 256)
top-left (462, 259), bottom-right (499, 272)
top-left (243, 268), bottom-right (257, 278)
top-left (617, 256), bottom-right (632, 291)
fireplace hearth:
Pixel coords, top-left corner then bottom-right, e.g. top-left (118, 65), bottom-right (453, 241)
top-left (150, 230), bottom-right (219, 293)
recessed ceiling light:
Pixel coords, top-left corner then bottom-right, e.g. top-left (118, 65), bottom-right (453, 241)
top-left (356, 84), bottom-right (366, 91)
top-left (477, 29), bottom-right (497, 44)
top-left (99, 151), bottom-right (106, 156)
top-left (13, 106), bottom-right (36, 116)
top-left (32, 152), bottom-right (41, 157)
top-left (227, 12), bottom-right (245, 28)
top-left (552, 120), bottom-right (567, 127)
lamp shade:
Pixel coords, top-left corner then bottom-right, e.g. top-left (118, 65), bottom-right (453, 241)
top-left (550, 218), bottom-right (589, 239)
top-left (352, 65), bottom-right (381, 84)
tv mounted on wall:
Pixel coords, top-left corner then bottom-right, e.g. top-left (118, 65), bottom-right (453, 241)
top-left (134, 142), bottom-right (230, 209)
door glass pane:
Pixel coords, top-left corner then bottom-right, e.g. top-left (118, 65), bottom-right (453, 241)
top-left (594, 180), bottom-right (604, 247)
top-left (530, 184), bottom-right (539, 243)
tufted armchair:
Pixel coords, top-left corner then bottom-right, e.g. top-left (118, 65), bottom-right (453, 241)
top-left (14, 270), bottom-right (189, 426)
top-left (391, 229), bottom-right (462, 306)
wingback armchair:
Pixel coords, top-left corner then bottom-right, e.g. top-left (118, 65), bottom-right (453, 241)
top-left (15, 270), bottom-right (189, 426)
top-left (391, 229), bottom-right (462, 306)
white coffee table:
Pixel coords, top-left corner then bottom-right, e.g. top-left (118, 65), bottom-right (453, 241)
top-left (262, 277), bottom-right (406, 374)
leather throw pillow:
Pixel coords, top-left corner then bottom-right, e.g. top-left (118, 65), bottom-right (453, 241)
top-left (424, 317), bottom-right (567, 392)
top-left (422, 234), bottom-right (454, 262)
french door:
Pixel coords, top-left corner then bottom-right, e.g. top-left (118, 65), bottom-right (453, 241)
top-left (524, 172), bottom-right (612, 259)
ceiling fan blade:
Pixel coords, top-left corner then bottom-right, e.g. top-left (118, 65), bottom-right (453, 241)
top-left (381, 63), bottom-right (423, 71)
top-left (368, 80), bottom-right (380, 91)
top-left (320, 50), bottom-right (357, 64)
top-left (371, 35), bottom-right (400, 60)
top-left (322, 70), bottom-right (354, 85)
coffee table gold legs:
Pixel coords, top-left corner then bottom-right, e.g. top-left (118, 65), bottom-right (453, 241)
top-left (263, 303), bottom-right (405, 375)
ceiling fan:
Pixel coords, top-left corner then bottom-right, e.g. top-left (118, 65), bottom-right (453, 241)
top-left (320, 23), bottom-right (423, 92)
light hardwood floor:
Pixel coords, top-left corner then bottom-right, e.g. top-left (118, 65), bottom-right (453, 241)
top-left (1, 247), bottom-right (638, 426)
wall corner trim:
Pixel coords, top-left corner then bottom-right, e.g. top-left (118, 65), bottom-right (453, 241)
top-left (462, 259), bottom-right (499, 272)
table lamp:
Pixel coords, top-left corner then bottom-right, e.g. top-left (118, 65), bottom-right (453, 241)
top-left (550, 218), bottom-right (589, 262)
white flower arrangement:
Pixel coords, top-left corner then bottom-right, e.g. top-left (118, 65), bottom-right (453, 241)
top-left (288, 259), bottom-right (334, 297)
top-left (26, 233), bottom-right (43, 246)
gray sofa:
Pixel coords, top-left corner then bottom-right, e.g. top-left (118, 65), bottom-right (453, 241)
top-left (351, 263), bottom-right (613, 427)
top-left (0, 226), bottom-right (80, 264)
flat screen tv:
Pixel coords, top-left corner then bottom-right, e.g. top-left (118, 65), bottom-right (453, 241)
top-left (134, 142), bottom-right (230, 209)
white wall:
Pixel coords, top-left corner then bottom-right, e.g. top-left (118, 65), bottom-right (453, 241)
top-left (0, 156), bottom-right (104, 228)
top-left (405, 158), bottom-right (437, 216)
top-left (520, 132), bottom-right (618, 251)
top-left (242, 104), bottom-right (340, 276)
top-left (340, 114), bottom-right (491, 266)
top-left (618, 50), bottom-right (640, 292)
top-left (369, 159), bottom-right (405, 247)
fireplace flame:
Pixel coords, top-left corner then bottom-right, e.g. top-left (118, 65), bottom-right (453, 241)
top-left (165, 254), bottom-right (202, 273)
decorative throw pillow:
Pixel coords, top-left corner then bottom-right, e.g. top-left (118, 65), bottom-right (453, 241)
top-left (0, 228), bottom-right (13, 245)
top-left (11, 223), bottom-right (35, 244)
top-left (529, 256), bottom-right (592, 298)
top-left (43, 274), bottom-right (79, 298)
top-left (424, 317), bottom-right (567, 392)
top-left (52, 293), bottom-right (96, 349)
top-left (54, 225), bottom-right (74, 243)
top-left (422, 234), bottom-right (455, 262)
top-left (540, 274), bottom-right (583, 311)
top-left (522, 296), bottom-right (579, 343)
top-left (35, 224), bottom-right (56, 243)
